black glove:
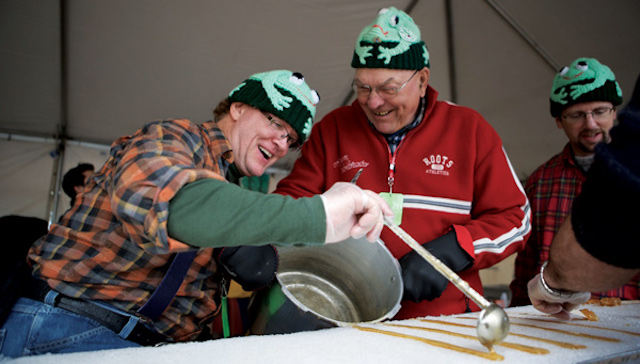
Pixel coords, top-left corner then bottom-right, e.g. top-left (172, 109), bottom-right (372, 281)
top-left (218, 245), bottom-right (279, 291)
top-left (399, 230), bottom-right (473, 302)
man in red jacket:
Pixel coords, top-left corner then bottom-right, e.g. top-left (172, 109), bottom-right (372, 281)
top-left (275, 7), bottom-right (531, 318)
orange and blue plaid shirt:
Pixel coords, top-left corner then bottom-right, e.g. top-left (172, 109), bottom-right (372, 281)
top-left (29, 119), bottom-right (234, 341)
top-left (510, 143), bottom-right (640, 306)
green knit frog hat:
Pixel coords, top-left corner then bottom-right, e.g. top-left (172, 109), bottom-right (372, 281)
top-left (550, 57), bottom-right (623, 117)
top-left (351, 7), bottom-right (429, 70)
top-left (229, 70), bottom-right (320, 143)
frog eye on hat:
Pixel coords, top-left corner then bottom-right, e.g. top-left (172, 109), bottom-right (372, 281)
top-left (390, 14), bottom-right (399, 26)
top-left (310, 90), bottom-right (320, 105)
top-left (575, 61), bottom-right (588, 71)
top-left (558, 66), bottom-right (569, 76)
top-left (290, 72), bottom-right (304, 85)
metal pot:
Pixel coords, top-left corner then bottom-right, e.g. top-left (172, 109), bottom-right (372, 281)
top-left (249, 236), bottom-right (402, 335)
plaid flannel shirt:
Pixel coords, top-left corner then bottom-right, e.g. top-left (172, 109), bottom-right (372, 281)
top-left (510, 143), bottom-right (640, 306)
top-left (30, 119), bottom-right (234, 341)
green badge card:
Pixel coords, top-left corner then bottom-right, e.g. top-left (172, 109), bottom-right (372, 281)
top-left (379, 192), bottom-right (403, 225)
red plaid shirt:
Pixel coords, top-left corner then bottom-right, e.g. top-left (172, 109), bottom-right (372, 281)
top-left (29, 119), bottom-right (233, 341)
top-left (510, 143), bottom-right (640, 306)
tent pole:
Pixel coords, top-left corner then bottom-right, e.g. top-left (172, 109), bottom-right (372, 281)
top-left (46, 0), bottom-right (69, 224)
top-left (445, 0), bottom-right (457, 103)
top-left (46, 138), bottom-right (66, 225)
top-left (404, 0), bottom-right (419, 14)
top-left (485, 0), bottom-right (560, 72)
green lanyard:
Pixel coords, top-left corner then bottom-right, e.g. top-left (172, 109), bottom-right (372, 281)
top-left (220, 278), bottom-right (230, 338)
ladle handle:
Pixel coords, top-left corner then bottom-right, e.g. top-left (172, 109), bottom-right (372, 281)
top-left (384, 218), bottom-right (491, 309)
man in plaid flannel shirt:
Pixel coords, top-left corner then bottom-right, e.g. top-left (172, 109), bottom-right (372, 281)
top-left (0, 70), bottom-right (392, 359)
top-left (527, 73), bottom-right (640, 319)
top-left (510, 58), bottom-right (639, 306)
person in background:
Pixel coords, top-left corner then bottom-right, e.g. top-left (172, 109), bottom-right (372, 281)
top-left (0, 69), bottom-right (392, 358)
top-left (61, 162), bottom-right (94, 206)
top-left (510, 58), bottom-right (639, 307)
top-left (274, 7), bottom-right (530, 318)
top-left (528, 73), bottom-right (640, 318)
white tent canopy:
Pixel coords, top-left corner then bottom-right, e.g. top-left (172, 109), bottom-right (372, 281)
top-left (2, 0), bottom-right (639, 221)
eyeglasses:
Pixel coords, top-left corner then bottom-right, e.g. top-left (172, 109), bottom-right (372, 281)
top-left (561, 107), bottom-right (615, 123)
top-left (352, 70), bottom-right (419, 99)
top-left (258, 110), bottom-right (301, 150)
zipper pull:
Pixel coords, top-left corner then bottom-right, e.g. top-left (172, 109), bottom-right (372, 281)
top-left (388, 162), bottom-right (395, 193)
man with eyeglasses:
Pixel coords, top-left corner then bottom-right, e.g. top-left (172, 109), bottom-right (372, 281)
top-left (0, 69), bottom-right (393, 358)
top-left (275, 7), bottom-right (531, 319)
top-left (527, 74), bottom-right (640, 318)
top-left (510, 58), bottom-right (639, 307)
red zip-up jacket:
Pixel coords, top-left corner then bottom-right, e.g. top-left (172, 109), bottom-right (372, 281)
top-left (275, 86), bottom-right (531, 318)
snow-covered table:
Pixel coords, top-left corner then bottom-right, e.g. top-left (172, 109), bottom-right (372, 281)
top-left (6, 302), bottom-right (640, 363)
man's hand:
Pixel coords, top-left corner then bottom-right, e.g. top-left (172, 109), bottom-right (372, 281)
top-left (320, 182), bottom-right (393, 243)
top-left (399, 231), bottom-right (472, 302)
top-left (218, 245), bottom-right (278, 291)
top-left (527, 272), bottom-right (591, 320)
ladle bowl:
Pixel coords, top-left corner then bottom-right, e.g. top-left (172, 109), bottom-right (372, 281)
top-left (477, 303), bottom-right (510, 351)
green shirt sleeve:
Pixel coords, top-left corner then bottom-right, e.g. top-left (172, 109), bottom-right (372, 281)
top-left (167, 178), bottom-right (326, 248)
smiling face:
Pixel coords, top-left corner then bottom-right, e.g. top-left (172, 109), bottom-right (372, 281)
top-left (556, 101), bottom-right (616, 157)
top-left (354, 68), bottom-right (428, 134)
top-left (225, 102), bottom-right (292, 176)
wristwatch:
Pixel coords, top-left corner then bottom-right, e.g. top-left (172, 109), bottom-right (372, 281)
top-left (540, 261), bottom-right (577, 299)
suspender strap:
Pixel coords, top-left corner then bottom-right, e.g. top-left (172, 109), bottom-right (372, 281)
top-left (137, 250), bottom-right (197, 321)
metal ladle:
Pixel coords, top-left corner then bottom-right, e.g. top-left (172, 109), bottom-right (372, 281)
top-left (383, 217), bottom-right (510, 352)
top-left (349, 168), bottom-right (508, 351)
